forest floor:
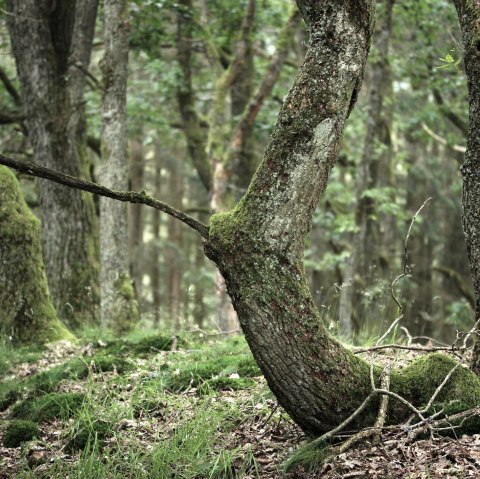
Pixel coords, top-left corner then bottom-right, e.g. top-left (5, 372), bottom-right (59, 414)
top-left (0, 332), bottom-right (479, 478)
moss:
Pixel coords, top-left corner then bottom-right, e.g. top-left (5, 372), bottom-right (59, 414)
top-left (0, 388), bottom-right (21, 412)
top-left (3, 420), bottom-right (39, 448)
top-left (11, 392), bottom-right (85, 422)
top-left (199, 376), bottom-right (257, 395)
top-left (163, 353), bottom-right (261, 392)
top-left (108, 274), bottom-right (139, 334)
top-left (0, 166), bottom-right (75, 345)
top-left (65, 419), bottom-right (112, 452)
top-left (399, 353), bottom-right (480, 408)
top-left (105, 334), bottom-right (185, 356)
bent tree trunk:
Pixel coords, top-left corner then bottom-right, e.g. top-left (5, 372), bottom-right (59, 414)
top-left (0, 166), bottom-right (74, 345)
top-left (451, 1), bottom-right (480, 373)
top-left (205, 0), bottom-right (377, 434)
top-left (204, 0), bottom-right (480, 434)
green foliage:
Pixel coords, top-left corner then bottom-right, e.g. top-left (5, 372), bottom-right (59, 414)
top-left (105, 333), bottom-right (185, 356)
top-left (66, 418), bottom-right (113, 452)
top-left (3, 420), bottom-right (39, 448)
top-left (11, 392), bottom-right (85, 422)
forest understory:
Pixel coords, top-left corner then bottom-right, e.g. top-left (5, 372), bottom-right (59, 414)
top-left (1, 332), bottom-right (479, 479)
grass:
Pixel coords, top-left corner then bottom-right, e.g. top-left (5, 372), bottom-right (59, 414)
top-left (1, 333), bottom-right (287, 478)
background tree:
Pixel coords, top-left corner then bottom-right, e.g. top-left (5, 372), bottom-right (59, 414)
top-left (0, 166), bottom-right (74, 344)
top-left (5, 0), bottom-right (100, 328)
top-left (98, 0), bottom-right (138, 331)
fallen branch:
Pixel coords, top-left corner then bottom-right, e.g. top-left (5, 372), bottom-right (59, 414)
top-left (0, 154), bottom-right (210, 239)
top-left (354, 344), bottom-right (462, 354)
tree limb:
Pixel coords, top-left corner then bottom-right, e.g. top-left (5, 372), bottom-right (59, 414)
top-left (0, 66), bottom-right (21, 105)
top-left (0, 153), bottom-right (210, 239)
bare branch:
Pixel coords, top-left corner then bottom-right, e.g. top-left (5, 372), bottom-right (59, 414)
top-left (0, 66), bottom-right (21, 105)
top-left (421, 122), bottom-right (466, 153)
top-left (0, 153), bottom-right (210, 239)
top-left (354, 344), bottom-right (463, 354)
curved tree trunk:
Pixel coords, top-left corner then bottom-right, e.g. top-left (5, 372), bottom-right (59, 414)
top-left (451, 0), bottom-right (480, 373)
top-left (204, 0), bottom-right (376, 434)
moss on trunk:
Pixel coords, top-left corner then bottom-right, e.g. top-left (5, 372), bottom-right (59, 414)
top-left (0, 166), bottom-right (74, 345)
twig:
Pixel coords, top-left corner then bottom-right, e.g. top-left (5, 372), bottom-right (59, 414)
top-left (354, 344), bottom-right (462, 354)
top-left (0, 153), bottom-right (210, 239)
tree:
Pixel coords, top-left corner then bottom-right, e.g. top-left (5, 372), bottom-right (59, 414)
top-left (6, 0), bottom-right (100, 328)
top-left (0, 166), bottom-right (74, 344)
top-left (98, 0), bottom-right (138, 331)
top-left (2, 0), bottom-right (480, 437)
top-left (451, 0), bottom-right (480, 373)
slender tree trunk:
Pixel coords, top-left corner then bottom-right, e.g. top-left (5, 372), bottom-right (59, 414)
top-left (151, 153), bottom-right (163, 326)
top-left (341, 0), bottom-right (394, 337)
top-left (6, 0), bottom-right (100, 328)
top-left (99, 0), bottom-right (138, 332)
top-left (450, 0), bottom-right (480, 372)
top-left (129, 139), bottom-right (145, 303)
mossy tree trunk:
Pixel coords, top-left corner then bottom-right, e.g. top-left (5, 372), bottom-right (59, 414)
top-left (6, 0), bottom-right (100, 328)
top-left (204, 0), bottom-right (377, 434)
top-left (0, 166), bottom-right (74, 345)
top-left (99, 0), bottom-right (138, 332)
top-left (451, 0), bottom-right (480, 373)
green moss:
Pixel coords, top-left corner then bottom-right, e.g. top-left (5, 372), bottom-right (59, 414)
top-left (65, 419), bottom-right (113, 452)
top-left (399, 353), bottom-right (480, 408)
top-left (0, 166), bottom-right (75, 345)
top-left (163, 353), bottom-right (261, 392)
top-left (11, 392), bottom-right (85, 422)
top-left (0, 388), bottom-right (21, 412)
top-left (3, 420), bottom-right (39, 448)
top-left (91, 354), bottom-right (132, 374)
top-left (199, 376), bottom-right (256, 394)
top-left (105, 334), bottom-right (185, 356)
top-left (107, 275), bottom-right (139, 334)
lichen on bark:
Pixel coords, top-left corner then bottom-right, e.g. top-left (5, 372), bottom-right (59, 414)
top-left (0, 166), bottom-right (74, 345)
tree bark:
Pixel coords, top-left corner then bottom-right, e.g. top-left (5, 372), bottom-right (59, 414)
top-left (0, 166), bottom-right (74, 345)
top-left (99, 0), bottom-right (138, 332)
top-left (204, 0), bottom-right (377, 434)
top-left (451, 0), bottom-right (480, 373)
top-left (6, 0), bottom-right (100, 328)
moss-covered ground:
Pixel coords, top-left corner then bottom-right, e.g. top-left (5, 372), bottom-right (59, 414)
top-left (1, 331), bottom-right (480, 478)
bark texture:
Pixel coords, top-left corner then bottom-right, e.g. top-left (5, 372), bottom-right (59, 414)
top-left (205, 0), bottom-right (377, 434)
top-left (99, 0), bottom-right (138, 332)
top-left (6, 0), bottom-right (100, 327)
top-left (0, 166), bottom-right (74, 345)
top-left (450, 0), bottom-right (480, 373)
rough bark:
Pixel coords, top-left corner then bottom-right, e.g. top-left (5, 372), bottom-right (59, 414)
top-left (204, 0), bottom-right (377, 434)
top-left (0, 166), bottom-right (74, 345)
top-left (6, 0), bottom-right (100, 328)
top-left (450, 0), bottom-right (480, 373)
top-left (98, 0), bottom-right (138, 332)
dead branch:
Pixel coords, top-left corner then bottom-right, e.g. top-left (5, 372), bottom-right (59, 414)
top-left (0, 153), bottom-right (210, 239)
top-left (421, 122), bottom-right (466, 153)
top-left (354, 344), bottom-right (462, 354)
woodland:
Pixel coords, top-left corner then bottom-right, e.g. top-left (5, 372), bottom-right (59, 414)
top-left (1, 0), bottom-right (480, 477)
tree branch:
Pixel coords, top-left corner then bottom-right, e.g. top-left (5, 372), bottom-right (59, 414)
top-left (0, 66), bottom-right (21, 105)
top-left (0, 153), bottom-right (210, 239)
